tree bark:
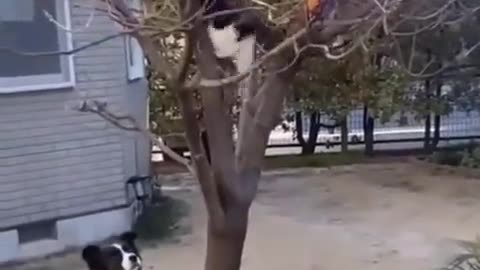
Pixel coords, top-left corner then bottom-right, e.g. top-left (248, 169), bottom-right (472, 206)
top-left (201, 130), bottom-right (212, 163)
top-left (423, 78), bottom-right (432, 153)
top-left (205, 206), bottom-right (249, 270)
top-left (299, 111), bottom-right (321, 155)
top-left (432, 80), bottom-right (442, 149)
top-left (295, 111), bottom-right (306, 146)
top-left (340, 116), bottom-right (348, 153)
top-left (302, 142), bottom-right (316, 155)
top-left (424, 114), bottom-right (432, 152)
top-left (363, 106), bottom-right (374, 156)
top-left (432, 114), bottom-right (440, 149)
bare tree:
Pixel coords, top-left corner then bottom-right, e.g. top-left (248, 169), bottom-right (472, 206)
top-left (88, 0), bottom-right (480, 269)
top-left (9, 0), bottom-right (480, 269)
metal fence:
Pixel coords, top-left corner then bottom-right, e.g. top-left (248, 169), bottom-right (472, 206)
top-left (265, 108), bottom-right (480, 156)
top-left (152, 107), bottom-right (480, 161)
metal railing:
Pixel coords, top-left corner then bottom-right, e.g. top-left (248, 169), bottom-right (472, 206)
top-left (152, 108), bottom-right (480, 159)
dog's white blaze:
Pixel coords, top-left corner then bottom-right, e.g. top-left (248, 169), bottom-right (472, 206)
top-left (112, 243), bottom-right (142, 270)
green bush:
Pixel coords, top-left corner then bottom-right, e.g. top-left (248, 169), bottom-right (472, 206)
top-left (460, 147), bottom-right (480, 169)
top-left (133, 196), bottom-right (190, 244)
top-left (429, 151), bottom-right (463, 166)
top-left (265, 152), bottom-right (366, 169)
top-left (429, 142), bottom-right (480, 169)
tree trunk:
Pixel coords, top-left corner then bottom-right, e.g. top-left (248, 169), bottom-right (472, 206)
top-left (295, 111), bottom-right (321, 155)
top-left (295, 111), bottom-right (306, 146)
top-left (201, 130), bottom-right (212, 163)
top-left (432, 114), bottom-right (440, 149)
top-left (205, 206), bottom-right (249, 270)
top-left (302, 142), bottom-right (316, 155)
top-left (424, 114), bottom-right (431, 152)
top-left (423, 78), bottom-right (432, 153)
top-left (301, 112), bottom-right (321, 155)
top-left (432, 80), bottom-right (442, 149)
top-left (363, 106), bottom-right (374, 156)
top-left (340, 116), bottom-right (348, 153)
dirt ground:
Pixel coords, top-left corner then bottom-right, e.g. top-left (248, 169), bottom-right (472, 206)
top-left (6, 161), bottom-right (480, 270)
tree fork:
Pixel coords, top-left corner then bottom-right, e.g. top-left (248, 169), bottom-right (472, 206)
top-left (205, 205), bottom-right (249, 270)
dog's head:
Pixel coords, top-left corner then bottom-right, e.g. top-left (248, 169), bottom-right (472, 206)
top-left (81, 232), bottom-right (142, 270)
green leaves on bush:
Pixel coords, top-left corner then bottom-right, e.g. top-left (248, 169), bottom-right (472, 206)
top-left (460, 147), bottom-right (480, 169)
top-left (429, 142), bottom-right (480, 169)
top-left (429, 151), bottom-right (464, 166)
top-left (133, 196), bottom-right (190, 243)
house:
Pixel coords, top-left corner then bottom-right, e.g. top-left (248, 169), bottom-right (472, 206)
top-left (0, 0), bottom-right (151, 263)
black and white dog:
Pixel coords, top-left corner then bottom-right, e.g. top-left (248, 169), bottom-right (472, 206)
top-left (201, 0), bottom-right (257, 74)
top-left (81, 232), bottom-right (142, 270)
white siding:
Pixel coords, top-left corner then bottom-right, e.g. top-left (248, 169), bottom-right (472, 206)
top-left (0, 1), bottom-right (149, 229)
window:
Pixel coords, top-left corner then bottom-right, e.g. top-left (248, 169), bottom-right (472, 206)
top-left (125, 35), bottom-right (145, 81)
top-left (0, 0), bottom-right (74, 93)
top-left (124, 0), bottom-right (145, 81)
top-left (18, 220), bottom-right (58, 244)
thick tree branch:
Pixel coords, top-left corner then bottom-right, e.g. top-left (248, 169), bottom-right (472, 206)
top-left (174, 31), bottom-right (226, 229)
top-left (192, 22), bottom-right (240, 202)
top-left (192, 0), bottom-right (382, 89)
top-left (403, 39), bottom-right (480, 78)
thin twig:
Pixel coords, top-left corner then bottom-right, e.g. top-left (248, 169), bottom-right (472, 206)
top-left (77, 100), bottom-right (196, 176)
top-left (43, 0), bottom-right (97, 33)
top-left (0, 32), bottom-right (127, 56)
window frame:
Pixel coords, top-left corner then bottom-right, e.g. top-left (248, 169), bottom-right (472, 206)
top-left (0, 0), bottom-right (75, 94)
top-left (124, 0), bottom-right (146, 81)
top-left (125, 35), bottom-right (145, 81)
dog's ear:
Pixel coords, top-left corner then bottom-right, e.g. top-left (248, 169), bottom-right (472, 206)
top-left (82, 245), bottom-right (107, 270)
top-left (120, 231), bottom-right (140, 254)
top-left (119, 231), bottom-right (137, 243)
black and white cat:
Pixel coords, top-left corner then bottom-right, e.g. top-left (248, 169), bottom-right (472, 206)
top-left (201, 0), bottom-right (257, 74)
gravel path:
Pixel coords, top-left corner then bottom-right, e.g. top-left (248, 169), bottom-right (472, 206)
top-left (5, 163), bottom-right (480, 270)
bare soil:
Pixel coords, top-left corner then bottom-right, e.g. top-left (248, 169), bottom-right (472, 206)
top-left (6, 162), bottom-right (480, 270)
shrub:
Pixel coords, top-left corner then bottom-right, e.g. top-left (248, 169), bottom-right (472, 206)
top-left (429, 142), bottom-right (480, 169)
top-left (133, 195), bottom-right (190, 244)
top-left (429, 151), bottom-right (463, 166)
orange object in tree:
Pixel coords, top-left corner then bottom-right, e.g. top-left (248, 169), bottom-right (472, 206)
top-left (306, 0), bottom-right (321, 14)
top-left (305, 0), bottom-right (336, 21)
top-left (306, 0), bottom-right (321, 19)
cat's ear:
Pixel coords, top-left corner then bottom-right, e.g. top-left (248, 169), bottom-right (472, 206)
top-left (120, 231), bottom-right (140, 253)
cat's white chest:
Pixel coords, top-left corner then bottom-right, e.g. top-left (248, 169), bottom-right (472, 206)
top-left (207, 23), bottom-right (256, 74)
top-left (207, 24), bottom-right (241, 58)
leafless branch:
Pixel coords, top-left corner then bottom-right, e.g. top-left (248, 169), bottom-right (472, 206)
top-left (0, 32), bottom-right (127, 56)
top-left (202, 7), bottom-right (264, 20)
top-left (76, 100), bottom-right (196, 177)
top-left (399, 0), bottom-right (456, 21)
top-left (43, 0), bottom-right (97, 33)
top-left (403, 39), bottom-right (480, 78)
top-left (407, 31), bottom-right (417, 71)
top-left (189, 6), bottom-right (380, 89)
top-left (192, 28), bottom-right (308, 88)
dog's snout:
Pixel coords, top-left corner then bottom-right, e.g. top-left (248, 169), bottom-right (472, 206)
top-left (129, 255), bottom-right (137, 263)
